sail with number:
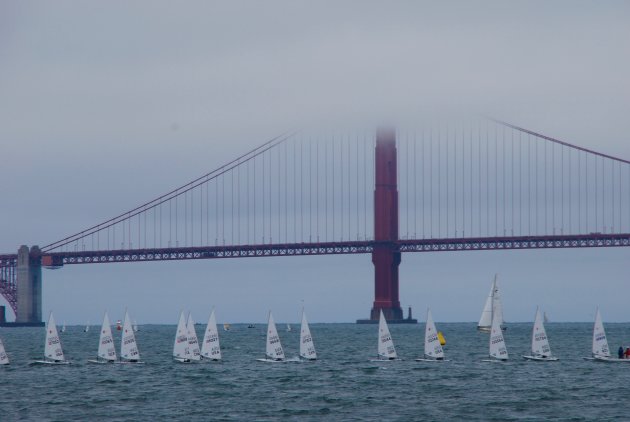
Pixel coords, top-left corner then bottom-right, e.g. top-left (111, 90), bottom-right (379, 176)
top-left (531, 308), bottom-right (552, 357)
top-left (187, 313), bottom-right (201, 361)
top-left (378, 310), bottom-right (397, 359)
top-left (120, 309), bottom-right (140, 362)
top-left (592, 307), bottom-right (610, 358)
top-left (424, 309), bottom-right (444, 359)
top-left (299, 309), bottom-right (317, 360)
top-left (489, 310), bottom-right (508, 360)
top-left (201, 309), bottom-right (221, 360)
top-left (478, 274), bottom-right (505, 332)
top-left (97, 312), bottom-right (117, 362)
top-left (173, 311), bottom-right (191, 362)
top-left (0, 337), bottom-right (9, 365)
top-left (45, 312), bottom-right (66, 362)
top-left (265, 312), bottom-right (285, 360)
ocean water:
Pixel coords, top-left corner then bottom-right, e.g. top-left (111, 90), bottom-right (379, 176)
top-left (0, 322), bottom-right (629, 421)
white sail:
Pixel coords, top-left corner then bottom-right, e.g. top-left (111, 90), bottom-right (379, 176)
top-left (424, 309), bottom-right (444, 359)
top-left (45, 312), bottom-right (66, 362)
top-left (187, 313), bottom-right (201, 361)
top-left (378, 310), bottom-right (397, 359)
top-left (0, 337), bottom-right (9, 365)
top-left (201, 309), bottom-right (221, 360)
top-left (299, 309), bottom-right (317, 360)
top-left (97, 312), bottom-right (117, 361)
top-left (477, 281), bottom-right (494, 329)
top-left (531, 308), bottom-right (552, 357)
top-left (592, 307), bottom-right (610, 358)
top-left (489, 310), bottom-right (508, 360)
top-left (265, 312), bottom-right (285, 360)
top-left (173, 311), bottom-right (191, 361)
top-left (120, 309), bottom-right (140, 361)
top-left (478, 275), bottom-right (505, 331)
top-left (84, 321), bottom-right (90, 333)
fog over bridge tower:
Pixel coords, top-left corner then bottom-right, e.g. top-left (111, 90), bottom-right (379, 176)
top-left (358, 128), bottom-right (417, 324)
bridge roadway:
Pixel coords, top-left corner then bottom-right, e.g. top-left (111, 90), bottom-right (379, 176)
top-left (22, 232), bottom-right (630, 266)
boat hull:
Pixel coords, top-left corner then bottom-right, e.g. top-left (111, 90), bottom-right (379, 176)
top-left (87, 359), bottom-right (116, 364)
top-left (415, 358), bottom-right (451, 362)
top-left (33, 360), bottom-right (70, 365)
top-left (481, 358), bottom-right (508, 363)
top-left (369, 358), bottom-right (402, 362)
top-left (593, 356), bottom-right (630, 363)
top-left (523, 355), bottom-right (559, 362)
top-left (256, 358), bottom-right (286, 363)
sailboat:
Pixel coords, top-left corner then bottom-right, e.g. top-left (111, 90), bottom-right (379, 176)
top-left (201, 309), bottom-right (221, 361)
top-left (61, 321), bottom-right (66, 333)
top-left (257, 311), bottom-right (286, 362)
top-left (286, 324), bottom-right (292, 332)
top-left (119, 309), bottom-right (142, 363)
top-left (223, 323), bottom-right (231, 332)
top-left (173, 311), bottom-right (192, 363)
top-left (88, 312), bottom-right (117, 364)
top-left (543, 311), bottom-right (549, 324)
top-left (523, 307), bottom-right (558, 361)
top-left (299, 309), bottom-right (316, 361)
top-left (133, 320), bottom-right (139, 332)
top-left (482, 310), bottom-right (508, 362)
top-left (584, 308), bottom-right (630, 362)
top-left (84, 321), bottom-right (90, 333)
top-left (371, 310), bottom-right (399, 361)
top-left (34, 312), bottom-right (70, 365)
top-left (187, 313), bottom-right (201, 361)
top-left (477, 274), bottom-right (506, 332)
top-left (416, 309), bottom-right (449, 362)
top-left (0, 337), bottom-right (9, 365)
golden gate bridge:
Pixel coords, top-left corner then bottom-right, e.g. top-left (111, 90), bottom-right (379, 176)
top-left (2, 118), bottom-right (630, 325)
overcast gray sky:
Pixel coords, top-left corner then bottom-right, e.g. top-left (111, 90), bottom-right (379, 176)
top-left (1, 1), bottom-right (629, 323)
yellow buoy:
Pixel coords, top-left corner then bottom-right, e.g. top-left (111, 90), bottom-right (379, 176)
top-left (437, 331), bottom-right (446, 346)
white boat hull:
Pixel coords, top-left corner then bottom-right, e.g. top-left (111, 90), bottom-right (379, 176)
top-left (256, 358), bottom-right (286, 363)
top-left (173, 357), bottom-right (192, 363)
top-left (87, 359), bottom-right (116, 364)
top-left (34, 360), bottom-right (70, 365)
top-left (481, 358), bottom-right (508, 363)
top-left (116, 360), bottom-right (144, 364)
top-left (415, 358), bottom-right (451, 362)
top-left (593, 356), bottom-right (630, 363)
top-left (369, 358), bottom-right (402, 362)
top-left (522, 355), bottom-right (559, 362)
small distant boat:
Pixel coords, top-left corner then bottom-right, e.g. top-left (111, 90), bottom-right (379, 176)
top-left (370, 310), bottom-right (400, 361)
top-left (482, 310), bottom-right (508, 362)
top-left (61, 321), bottom-right (66, 333)
top-left (247, 324), bottom-right (256, 329)
top-left (477, 274), bottom-right (506, 332)
top-left (88, 312), bottom-right (117, 364)
top-left (133, 320), bottom-right (139, 332)
top-left (584, 308), bottom-right (630, 363)
top-left (299, 309), bottom-right (316, 361)
top-left (84, 321), bottom-right (90, 333)
top-left (543, 311), bottom-right (549, 324)
top-left (0, 337), bottom-right (9, 365)
top-left (223, 323), bottom-right (231, 332)
top-left (257, 311), bottom-right (286, 362)
top-left (416, 309), bottom-right (449, 362)
top-left (119, 309), bottom-right (142, 363)
top-left (523, 307), bottom-right (558, 361)
top-left (173, 311), bottom-right (192, 363)
top-left (187, 313), bottom-right (201, 361)
top-left (286, 324), bottom-right (292, 332)
top-left (116, 320), bottom-right (122, 331)
top-left (201, 309), bottom-right (222, 361)
top-left (34, 312), bottom-right (70, 365)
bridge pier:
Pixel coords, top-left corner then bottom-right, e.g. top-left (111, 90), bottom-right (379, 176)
top-left (357, 128), bottom-right (416, 324)
top-left (15, 245), bottom-right (43, 326)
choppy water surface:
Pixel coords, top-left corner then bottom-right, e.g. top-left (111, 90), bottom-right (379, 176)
top-left (1, 322), bottom-right (629, 421)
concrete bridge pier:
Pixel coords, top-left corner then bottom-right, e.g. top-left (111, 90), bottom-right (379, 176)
top-left (16, 245), bottom-right (43, 326)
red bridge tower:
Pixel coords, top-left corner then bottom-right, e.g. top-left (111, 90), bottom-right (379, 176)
top-left (358, 128), bottom-right (416, 323)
